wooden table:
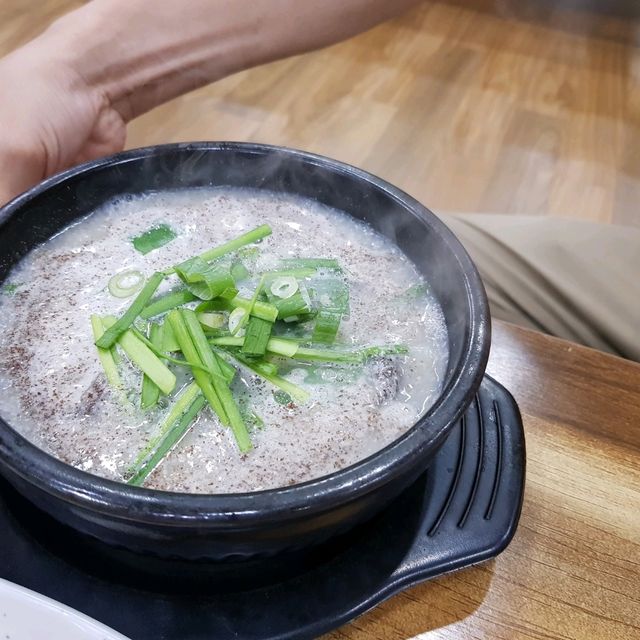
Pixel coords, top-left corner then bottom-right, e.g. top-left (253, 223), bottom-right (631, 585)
top-left (325, 321), bottom-right (640, 640)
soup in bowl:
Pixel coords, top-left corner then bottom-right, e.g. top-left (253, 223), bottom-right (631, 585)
top-left (0, 143), bottom-right (489, 559)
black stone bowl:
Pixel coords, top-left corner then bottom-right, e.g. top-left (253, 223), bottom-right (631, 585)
top-left (0, 142), bottom-right (490, 561)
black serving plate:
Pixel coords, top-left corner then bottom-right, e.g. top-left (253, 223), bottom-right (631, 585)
top-left (0, 375), bottom-right (525, 640)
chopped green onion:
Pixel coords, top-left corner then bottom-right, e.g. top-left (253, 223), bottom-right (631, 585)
top-left (162, 320), bottom-right (180, 352)
top-left (265, 286), bottom-right (312, 320)
top-left (233, 275), bottom-right (266, 338)
top-left (95, 272), bottom-right (165, 349)
top-left (197, 312), bottom-right (225, 330)
top-left (90, 315), bottom-right (123, 391)
top-left (101, 317), bottom-right (176, 395)
top-left (310, 277), bottom-right (349, 313)
top-left (228, 307), bottom-right (246, 335)
top-left (167, 310), bottom-right (229, 426)
top-left (1, 282), bottom-right (23, 296)
top-left (398, 283), bottom-right (429, 301)
top-left (219, 285), bottom-right (239, 300)
top-left (128, 385), bottom-right (205, 486)
top-left (197, 225), bottom-right (271, 263)
top-left (132, 224), bottom-right (177, 255)
top-left (164, 224), bottom-right (272, 274)
top-left (195, 299), bottom-right (229, 313)
top-left (292, 344), bottom-right (409, 364)
top-left (174, 257), bottom-right (236, 301)
top-left (141, 290), bottom-right (197, 319)
top-left (141, 323), bottom-right (164, 409)
top-left (208, 335), bottom-right (299, 358)
top-left (247, 411), bottom-right (265, 430)
top-left (270, 276), bottom-right (299, 299)
top-left (303, 364), bottom-right (363, 386)
top-left (216, 354), bottom-right (237, 385)
top-left (182, 309), bottom-right (251, 452)
top-left (242, 316), bottom-right (273, 356)
top-left (293, 346), bottom-right (361, 364)
top-left (128, 381), bottom-right (200, 473)
top-left (130, 325), bottom-right (226, 377)
top-left (231, 261), bottom-right (250, 282)
top-left (108, 270), bottom-right (145, 298)
top-left (118, 335), bottom-right (176, 395)
top-left (312, 310), bottom-right (342, 344)
top-left (266, 337), bottom-right (299, 357)
top-left (231, 296), bottom-right (278, 323)
top-left (273, 390), bottom-right (292, 405)
top-left (209, 336), bottom-right (244, 347)
top-left (254, 361), bottom-right (278, 376)
top-left (262, 268), bottom-right (316, 280)
top-left (223, 351), bottom-right (309, 404)
top-left (310, 277), bottom-right (349, 344)
top-left (360, 344), bottom-right (410, 359)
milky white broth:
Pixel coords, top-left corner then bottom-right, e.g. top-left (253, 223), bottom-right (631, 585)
top-left (0, 188), bottom-right (448, 493)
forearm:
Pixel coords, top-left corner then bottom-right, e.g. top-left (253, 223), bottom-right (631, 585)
top-left (40, 0), bottom-right (422, 121)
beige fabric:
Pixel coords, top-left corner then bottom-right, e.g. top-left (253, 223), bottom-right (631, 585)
top-left (440, 214), bottom-right (640, 362)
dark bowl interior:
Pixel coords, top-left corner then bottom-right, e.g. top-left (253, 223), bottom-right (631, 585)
top-left (0, 142), bottom-right (490, 559)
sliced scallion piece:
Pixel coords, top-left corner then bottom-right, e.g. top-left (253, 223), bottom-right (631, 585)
top-left (174, 257), bottom-right (236, 301)
top-left (227, 352), bottom-right (310, 404)
top-left (293, 346), bottom-right (362, 364)
top-left (360, 344), bottom-right (409, 359)
top-left (108, 270), bottom-right (145, 298)
top-left (228, 307), bottom-right (247, 335)
top-left (101, 317), bottom-right (176, 395)
top-left (164, 224), bottom-right (272, 274)
top-left (130, 326), bottom-right (223, 377)
top-left (132, 223), bottom-right (177, 255)
top-left (216, 354), bottom-right (237, 385)
top-left (231, 296), bottom-right (278, 323)
top-left (293, 344), bottom-right (408, 363)
top-left (183, 309), bottom-right (251, 452)
top-left (129, 382), bottom-right (200, 470)
top-left (262, 268), bottom-right (316, 280)
top-left (197, 312), bottom-right (225, 330)
top-left (266, 337), bottom-right (299, 357)
top-left (1, 282), bottom-right (22, 295)
top-left (208, 336), bottom-right (244, 348)
top-left (208, 335), bottom-right (299, 358)
top-left (90, 315), bottom-right (123, 391)
top-left (167, 310), bottom-right (229, 426)
top-left (162, 319), bottom-right (180, 352)
top-left (128, 394), bottom-right (206, 486)
top-left (270, 276), bottom-right (298, 299)
top-left (233, 275), bottom-right (265, 337)
top-left (231, 260), bottom-right (250, 282)
top-left (141, 289), bottom-right (198, 319)
top-left (312, 310), bottom-right (342, 344)
top-left (265, 286), bottom-right (312, 320)
top-left (242, 316), bottom-right (273, 356)
top-left (95, 272), bottom-right (165, 349)
top-left (195, 225), bottom-right (271, 265)
top-left (141, 323), bottom-right (164, 409)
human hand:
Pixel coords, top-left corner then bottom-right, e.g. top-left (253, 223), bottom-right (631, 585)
top-left (0, 0), bottom-right (424, 208)
top-left (0, 41), bottom-right (126, 206)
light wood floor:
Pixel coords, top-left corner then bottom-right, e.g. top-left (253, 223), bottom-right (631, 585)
top-left (2, 0), bottom-right (640, 226)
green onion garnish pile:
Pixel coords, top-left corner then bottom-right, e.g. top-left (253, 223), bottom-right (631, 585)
top-left (91, 223), bottom-right (408, 486)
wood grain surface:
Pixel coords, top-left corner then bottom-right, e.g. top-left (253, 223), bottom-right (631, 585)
top-left (2, 0), bottom-right (640, 226)
top-left (323, 322), bottom-right (640, 640)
